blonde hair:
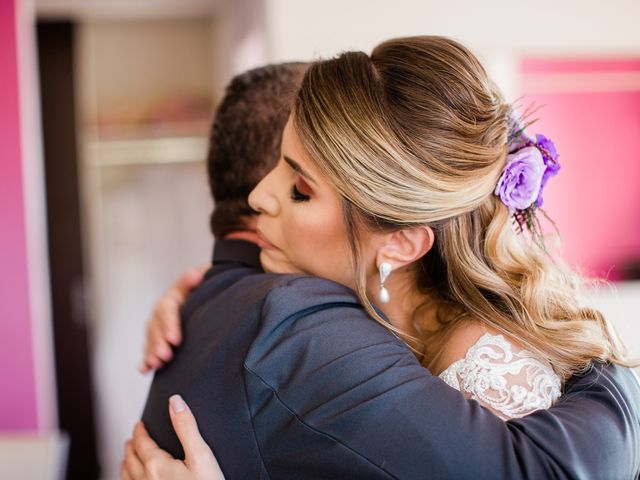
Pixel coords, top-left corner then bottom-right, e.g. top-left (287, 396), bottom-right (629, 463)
top-left (293, 35), bottom-right (630, 378)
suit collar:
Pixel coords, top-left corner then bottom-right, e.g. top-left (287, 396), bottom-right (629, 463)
top-left (212, 239), bottom-right (261, 269)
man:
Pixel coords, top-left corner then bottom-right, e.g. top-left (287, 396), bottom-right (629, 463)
top-left (135, 63), bottom-right (640, 479)
top-left (139, 62), bottom-right (306, 373)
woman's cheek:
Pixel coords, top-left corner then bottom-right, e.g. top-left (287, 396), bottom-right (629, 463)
top-left (299, 218), bottom-right (351, 281)
top-left (288, 219), bottom-right (317, 265)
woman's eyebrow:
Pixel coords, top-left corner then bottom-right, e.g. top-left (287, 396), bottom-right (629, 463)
top-left (284, 155), bottom-right (318, 185)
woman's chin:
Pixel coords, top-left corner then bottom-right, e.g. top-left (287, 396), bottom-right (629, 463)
top-left (259, 250), bottom-right (302, 275)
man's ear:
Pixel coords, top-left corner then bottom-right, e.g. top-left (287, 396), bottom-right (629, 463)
top-left (376, 225), bottom-right (434, 270)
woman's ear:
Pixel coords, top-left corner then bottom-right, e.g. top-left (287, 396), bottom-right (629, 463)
top-left (376, 225), bottom-right (434, 270)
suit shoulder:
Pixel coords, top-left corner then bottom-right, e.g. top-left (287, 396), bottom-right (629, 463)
top-left (260, 274), bottom-right (362, 318)
top-left (256, 275), bottom-right (401, 350)
top-left (245, 275), bottom-right (411, 383)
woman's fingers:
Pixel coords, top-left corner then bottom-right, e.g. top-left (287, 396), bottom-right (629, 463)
top-left (139, 354), bottom-right (163, 374)
top-left (132, 422), bottom-right (180, 479)
top-left (153, 296), bottom-right (182, 347)
top-left (128, 404), bottom-right (224, 480)
top-left (122, 438), bottom-right (146, 479)
top-left (176, 265), bottom-right (208, 294)
top-left (168, 395), bottom-right (211, 458)
top-left (152, 332), bottom-right (174, 361)
top-left (139, 265), bottom-right (210, 373)
top-left (130, 422), bottom-right (191, 480)
top-left (140, 334), bottom-right (170, 374)
top-left (140, 299), bottom-right (179, 372)
top-left (168, 395), bottom-right (224, 476)
top-left (132, 422), bottom-right (171, 464)
top-left (120, 463), bottom-right (134, 480)
top-left (162, 265), bottom-right (208, 346)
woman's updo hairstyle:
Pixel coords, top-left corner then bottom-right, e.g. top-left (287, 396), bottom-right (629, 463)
top-left (293, 36), bottom-right (628, 377)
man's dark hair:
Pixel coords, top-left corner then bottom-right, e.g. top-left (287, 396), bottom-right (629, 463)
top-left (208, 62), bottom-right (307, 237)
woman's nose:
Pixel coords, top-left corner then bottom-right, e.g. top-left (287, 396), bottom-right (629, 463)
top-left (248, 171), bottom-right (280, 216)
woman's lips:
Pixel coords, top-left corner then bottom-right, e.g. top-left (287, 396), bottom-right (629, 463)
top-left (256, 229), bottom-right (278, 250)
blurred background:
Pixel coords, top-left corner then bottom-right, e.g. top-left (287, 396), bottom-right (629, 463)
top-left (1, 0), bottom-right (639, 478)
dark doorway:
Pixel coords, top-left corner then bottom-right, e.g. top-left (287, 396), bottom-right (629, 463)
top-left (37, 20), bottom-right (100, 480)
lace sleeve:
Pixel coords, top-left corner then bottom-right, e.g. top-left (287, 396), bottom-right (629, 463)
top-left (438, 333), bottom-right (562, 420)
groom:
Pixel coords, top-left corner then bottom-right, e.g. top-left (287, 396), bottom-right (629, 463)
top-left (139, 63), bottom-right (640, 479)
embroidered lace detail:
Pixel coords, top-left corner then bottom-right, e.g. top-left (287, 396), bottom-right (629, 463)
top-left (438, 332), bottom-right (562, 419)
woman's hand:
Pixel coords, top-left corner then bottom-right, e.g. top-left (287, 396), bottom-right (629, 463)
top-left (121, 395), bottom-right (224, 480)
top-left (139, 266), bottom-right (209, 373)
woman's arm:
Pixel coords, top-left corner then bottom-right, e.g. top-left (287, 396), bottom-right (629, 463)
top-left (122, 395), bottom-right (224, 480)
top-left (127, 360), bottom-right (640, 480)
top-left (134, 274), bottom-right (640, 478)
top-left (432, 323), bottom-right (562, 420)
top-left (139, 266), bottom-right (208, 373)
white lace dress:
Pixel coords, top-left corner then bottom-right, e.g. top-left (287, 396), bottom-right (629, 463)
top-left (438, 332), bottom-right (562, 420)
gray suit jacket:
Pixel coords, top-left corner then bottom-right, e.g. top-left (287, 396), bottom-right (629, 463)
top-left (142, 240), bottom-right (640, 479)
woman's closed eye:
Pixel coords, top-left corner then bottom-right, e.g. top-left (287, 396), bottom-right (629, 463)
top-left (290, 177), bottom-right (312, 202)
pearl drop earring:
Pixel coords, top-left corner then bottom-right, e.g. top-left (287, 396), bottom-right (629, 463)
top-left (378, 262), bottom-right (392, 304)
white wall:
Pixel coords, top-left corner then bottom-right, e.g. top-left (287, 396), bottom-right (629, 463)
top-left (587, 282), bottom-right (640, 370)
top-left (264, 0), bottom-right (640, 60)
top-left (210, 0), bottom-right (269, 97)
top-left (262, 0), bottom-right (640, 99)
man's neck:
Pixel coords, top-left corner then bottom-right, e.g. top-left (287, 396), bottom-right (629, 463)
top-left (223, 230), bottom-right (261, 245)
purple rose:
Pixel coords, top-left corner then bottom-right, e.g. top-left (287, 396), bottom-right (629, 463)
top-left (534, 134), bottom-right (561, 206)
top-left (495, 146), bottom-right (545, 210)
top-left (536, 162), bottom-right (560, 206)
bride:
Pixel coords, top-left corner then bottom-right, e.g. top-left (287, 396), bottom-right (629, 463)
top-left (122, 35), bottom-right (631, 479)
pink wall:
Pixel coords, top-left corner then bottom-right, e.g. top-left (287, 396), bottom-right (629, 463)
top-left (0, 0), bottom-right (39, 430)
top-left (521, 59), bottom-right (640, 279)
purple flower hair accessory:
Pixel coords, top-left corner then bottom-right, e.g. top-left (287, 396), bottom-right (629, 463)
top-left (495, 117), bottom-right (561, 236)
top-left (534, 133), bottom-right (561, 206)
top-left (494, 146), bottom-right (545, 211)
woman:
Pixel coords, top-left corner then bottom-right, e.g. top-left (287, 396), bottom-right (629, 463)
top-left (123, 35), bottom-right (631, 478)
